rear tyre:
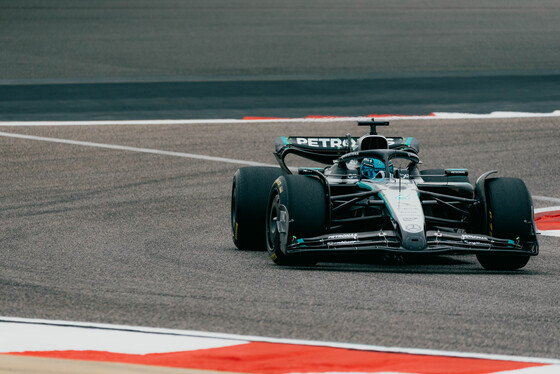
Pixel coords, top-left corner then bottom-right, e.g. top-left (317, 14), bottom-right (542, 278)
top-left (476, 177), bottom-right (533, 270)
top-left (266, 175), bottom-right (327, 266)
top-left (231, 167), bottom-right (285, 251)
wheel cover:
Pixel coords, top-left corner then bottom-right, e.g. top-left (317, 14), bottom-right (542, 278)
top-left (267, 194), bottom-right (289, 253)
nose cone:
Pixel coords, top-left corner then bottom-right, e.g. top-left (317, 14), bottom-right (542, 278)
top-left (402, 232), bottom-right (427, 251)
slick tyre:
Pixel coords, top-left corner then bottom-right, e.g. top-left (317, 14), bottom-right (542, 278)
top-left (266, 175), bottom-right (327, 266)
top-left (476, 177), bottom-right (533, 270)
top-left (231, 167), bottom-right (285, 251)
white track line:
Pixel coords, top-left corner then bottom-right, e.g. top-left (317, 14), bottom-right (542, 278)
top-left (2, 317), bottom-right (560, 365)
top-left (0, 321), bottom-right (246, 354)
top-left (0, 110), bottom-right (559, 127)
top-left (540, 231), bottom-right (560, 237)
top-left (495, 368), bottom-right (560, 374)
top-left (535, 207), bottom-right (560, 214)
top-left (430, 110), bottom-right (560, 119)
top-left (0, 131), bottom-right (274, 167)
top-left (2, 131), bottom-right (559, 206)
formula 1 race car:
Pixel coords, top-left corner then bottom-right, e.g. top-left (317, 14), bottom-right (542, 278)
top-left (231, 120), bottom-right (539, 270)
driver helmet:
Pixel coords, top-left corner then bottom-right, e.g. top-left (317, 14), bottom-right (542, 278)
top-left (360, 158), bottom-right (391, 179)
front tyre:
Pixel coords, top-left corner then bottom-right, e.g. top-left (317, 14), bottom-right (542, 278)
top-left (266, 175), bottom-right (327, 266)
top-left (231, 167), bottom-right (285, 251)
top-left (476, 177), bottom-right (533, 270)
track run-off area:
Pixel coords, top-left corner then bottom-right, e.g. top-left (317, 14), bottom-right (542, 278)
top-left (1, 114), bottom-right (560, 373)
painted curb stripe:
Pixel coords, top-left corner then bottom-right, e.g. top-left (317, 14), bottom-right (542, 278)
top-left (1, 317), bottom-right (559, 374)
top-left (4, 317), bottom-right (559, 364)
top-left (535, 211), bottom-right (560, 231)
top-left (534, 207), bottom-right (560, 237)
top-left (4, 343), bottom-right (548, 374)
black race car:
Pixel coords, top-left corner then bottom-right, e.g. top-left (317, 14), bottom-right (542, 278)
top-left (231, 120), bottom-right (539, 270)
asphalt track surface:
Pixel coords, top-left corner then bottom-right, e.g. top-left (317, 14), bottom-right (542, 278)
top-left (2, 0), bottom-right (560, 366)
top-left (1, 117), bottom-right (560, 360)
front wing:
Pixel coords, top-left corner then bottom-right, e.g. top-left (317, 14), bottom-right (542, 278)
top-left (286, 230), bottom-right (539, 257)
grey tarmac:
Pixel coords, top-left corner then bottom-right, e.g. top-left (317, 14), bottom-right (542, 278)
top-left (1, 117), bottom-right (559, 360)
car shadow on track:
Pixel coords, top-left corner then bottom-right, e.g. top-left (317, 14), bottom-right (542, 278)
top-left (277, 255), bottom-right (540, 275)
top-left (230, 247), bottom-right (541, 275)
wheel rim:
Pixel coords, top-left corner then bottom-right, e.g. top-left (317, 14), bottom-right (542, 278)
top-left (267, 193), bottom-right (290, 252)
top-left (267, 194), bottom-right (280, 251)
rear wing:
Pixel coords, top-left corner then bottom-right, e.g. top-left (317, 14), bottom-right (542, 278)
top-left (274, 136), bottom-right (419, 172)
top-left (274, 136), bottom-right (356, 163)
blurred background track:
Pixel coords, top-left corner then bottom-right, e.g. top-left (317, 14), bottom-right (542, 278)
top-left (1, 0), bottom-right (559, 120)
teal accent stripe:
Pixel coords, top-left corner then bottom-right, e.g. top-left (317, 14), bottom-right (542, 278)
top-left (357, 181), bottom-right (374, 191)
